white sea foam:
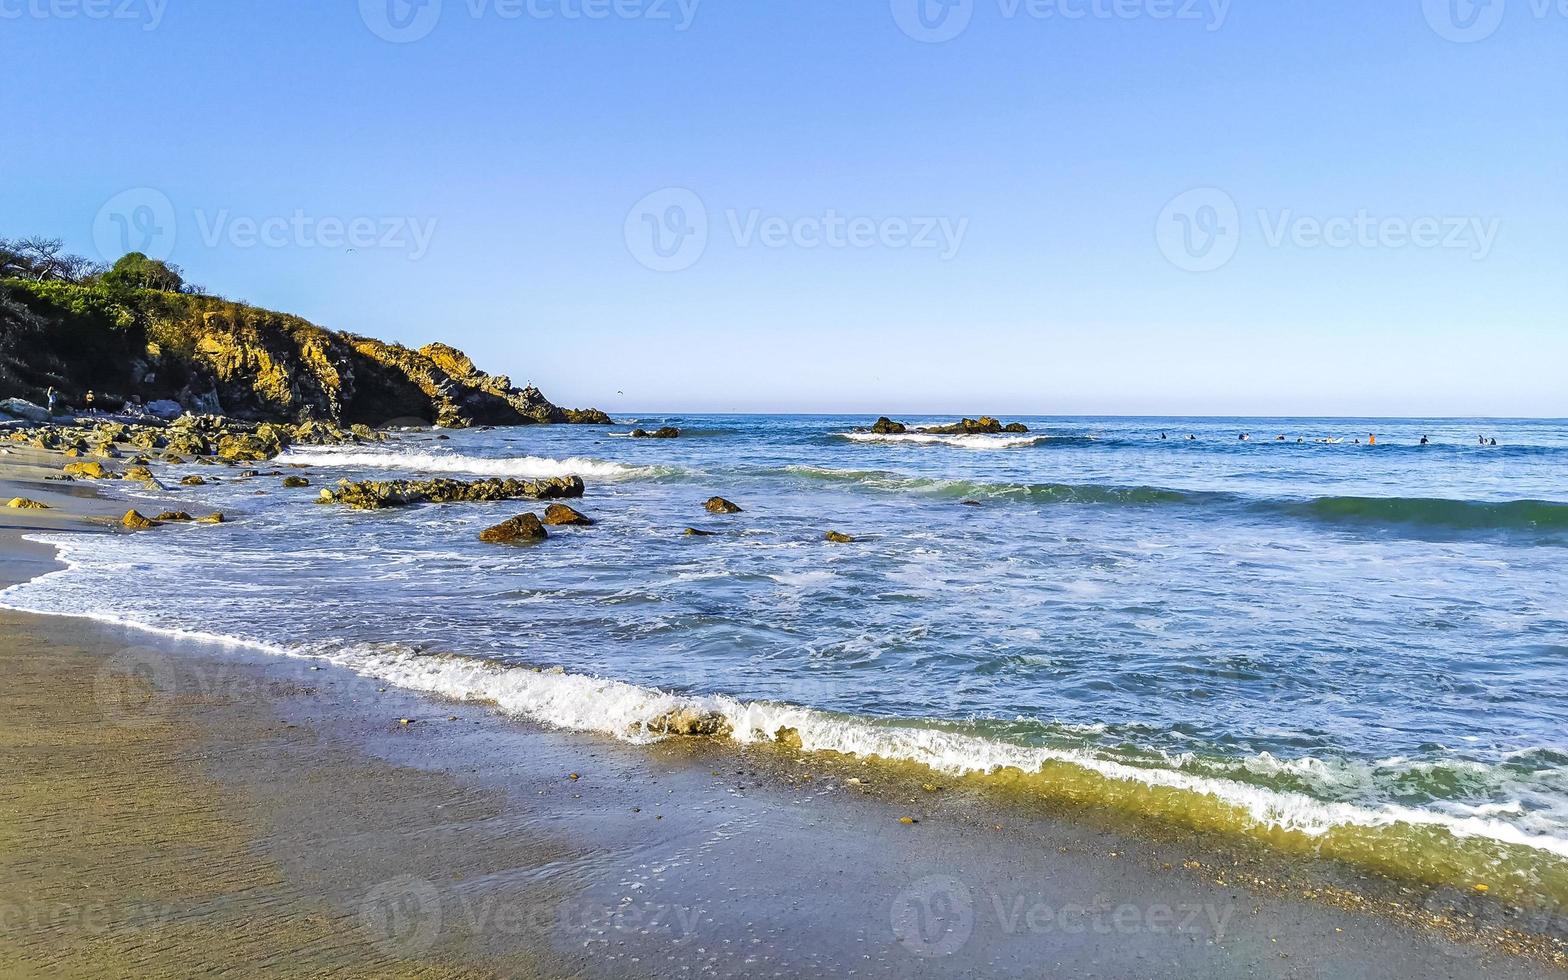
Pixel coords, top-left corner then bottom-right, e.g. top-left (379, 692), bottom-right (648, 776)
top-left (7, 531), bottom-right (1568, 866)
top-left (300, 644), bottom-right (1568, 861)
top-left (840, 432), bottom-right (1048, 450)
top-left (769, 571), bottom-right (838, 588)
top-left (275, 447), bottom-right (659, 481)
top-left (9, 551), bottom-right (1567, 863)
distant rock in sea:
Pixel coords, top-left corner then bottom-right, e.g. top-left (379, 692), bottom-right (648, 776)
top-left (916, 417), bottom-right (1028, 435)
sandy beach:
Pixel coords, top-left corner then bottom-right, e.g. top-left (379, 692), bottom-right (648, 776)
top-left (0, 437), bottom-right (1563, 978)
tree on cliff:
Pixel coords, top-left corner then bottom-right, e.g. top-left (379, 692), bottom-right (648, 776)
top-left (0, 237), bottom-right (102, 284)
top-left (101, 252), bottom-right (186, 293)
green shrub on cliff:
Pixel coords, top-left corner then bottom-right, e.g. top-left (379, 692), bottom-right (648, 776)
top-left (101, 252), bottom-right (186, 293)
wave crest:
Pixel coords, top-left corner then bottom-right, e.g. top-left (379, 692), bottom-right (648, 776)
top-left (275, 447), bottom-right (667, 481)
top-left (839, 431), bottom-right (1050, 450)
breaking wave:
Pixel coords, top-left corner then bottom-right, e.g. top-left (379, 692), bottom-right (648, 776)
top-left (275, 447), bottom-right (673, 481)
top-left (838, 431), bottom-right (1052, 450)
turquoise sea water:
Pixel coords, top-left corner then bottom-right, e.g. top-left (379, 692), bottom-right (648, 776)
top-left (6, 415), bottom-right (1568, 898)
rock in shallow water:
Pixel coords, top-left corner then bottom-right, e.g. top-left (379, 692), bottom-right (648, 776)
top-left (319, 475), bottom-right (585, 510)
top-left (704, 496), bottom-right (742, 514)
top-left (282, 476), bottom-right (311, 488)
top-left (824, 530), bottom-right (856, 543)
top-left (6, 497), bottom-right (49, 510)
top-left (479, 513), bottom-right (548, 544)
top-left (121, 510), bottom-right (160, 529)
top-left (647, 708), bottom-right (732, 737)
top-left (871, 416), bottom-right (906, 435)
top-left (542, 503), bottom-right (593, 526)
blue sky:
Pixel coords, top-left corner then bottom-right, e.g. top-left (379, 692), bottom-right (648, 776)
top-left (4, 0), bottom-right (1564, 416)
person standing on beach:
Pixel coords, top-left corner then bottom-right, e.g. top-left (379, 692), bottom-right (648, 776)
top-left (45, 386), bottom-right (61, 416)
top-left (83, 390), bottom-right (96, 413)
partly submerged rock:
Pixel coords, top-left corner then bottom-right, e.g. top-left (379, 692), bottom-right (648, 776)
top-left (647, 708), bottom-right (732, 737)
top-left (121, 509), bottom-right (160, 530)
top-left (917, 417), bottom-right (1029, 435)
top-left (683, 527), bottom-right (716, 537)
top-left (542, 503), bottom-right (593, 526)
top-left (921, 417), bottom-right (998, 434)
top-left (282, 475), bottom-right (311, 488)
top-left (479, 513), bottom-right (548, 544)
top-left (153, 511), bottom-right (195, 522)
top-left (631, 426), bottom-right (681, 439)
top-left (870, 416), bottom-right (907, 435)
top-left (321, 475), bottom-right (585, 511)
top-left (6, 497), bottom-right (49, 510)
top-left (704, 496), bottom-right (742, 514)
top-left (125, 465), bottom-right (157, 483)
top-left (179, 474), bottom-right (208, 486)
top-left (196, 512), bottom-right (226, 524)
top-left (824, 530), bottom-right (856, 543)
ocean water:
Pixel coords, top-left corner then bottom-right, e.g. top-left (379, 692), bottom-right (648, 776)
top-left (7, 415), bottom-right (1568, 903)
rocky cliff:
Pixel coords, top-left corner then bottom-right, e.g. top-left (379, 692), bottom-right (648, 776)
top-left (0, 279), bottom-right (610, 428)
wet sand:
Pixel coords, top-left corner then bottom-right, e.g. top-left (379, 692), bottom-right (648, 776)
top-left (2, 442), bottom-right (1564, 977)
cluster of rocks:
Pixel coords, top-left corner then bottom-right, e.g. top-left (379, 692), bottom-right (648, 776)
top-left (318, 475), bottom-right (586, 511)
top-left (7, 414), bottom-right (377, 479)
top-left (121, 509), bottom-right (225, 530)
top-left (869, 416), bottom-right (1029, 435)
